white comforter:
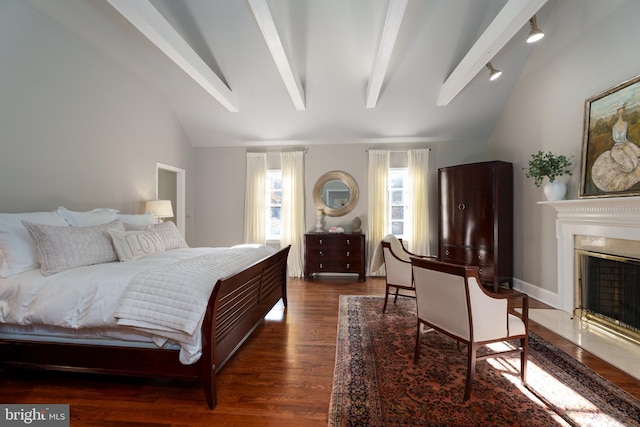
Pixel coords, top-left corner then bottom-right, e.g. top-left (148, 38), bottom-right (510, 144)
top-left (0, 245), bottom-right (277, 364)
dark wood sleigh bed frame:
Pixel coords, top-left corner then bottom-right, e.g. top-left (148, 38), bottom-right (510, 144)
top-left (0, 245), bottom-right (290, 409)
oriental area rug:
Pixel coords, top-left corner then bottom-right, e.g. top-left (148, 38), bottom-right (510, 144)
top-left (329, 295), bottom-right (640, 427)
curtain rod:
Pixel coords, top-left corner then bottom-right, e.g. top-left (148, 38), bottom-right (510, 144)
top-left (246, 148), bottom-right (308, 153)
top-left (365, 148), bottom-right (431, 152)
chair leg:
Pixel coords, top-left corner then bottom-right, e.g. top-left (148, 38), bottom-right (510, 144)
top-left (464, 342), bottom-right (477, 401)
top-left (382, 285), bottom-right (390, 313)
top-left (414, 322), bottom-right (422, 363)
top-left (520, 336), bottom-right (528, 383)
top-left (393, 287), bottom-right (400, 303)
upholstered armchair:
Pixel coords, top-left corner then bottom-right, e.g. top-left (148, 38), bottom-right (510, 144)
top-left (377, 234), bottom-right (435, 313)
top-left (411, 257), bottom-right (529, 401)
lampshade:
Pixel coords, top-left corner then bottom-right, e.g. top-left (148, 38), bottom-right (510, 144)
top-left (486, 62), bottom-right (502, 81)
top-left (527, 15), bottom-right (544, 43)
top-left (145, 200), bottom-right (174, 218)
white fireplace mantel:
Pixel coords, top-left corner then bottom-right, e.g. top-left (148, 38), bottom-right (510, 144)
top-left (539, 196), bottom-right (640, 313)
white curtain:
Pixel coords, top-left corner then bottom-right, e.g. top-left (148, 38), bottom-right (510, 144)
top-left (367, 149), bottom-right (389, 276)
top-left (407, 149), bottom-right (430, 255)
top-left (243, 152), bottom-right (267, 244)
top-left (280, 151), bottom-right (305, 277)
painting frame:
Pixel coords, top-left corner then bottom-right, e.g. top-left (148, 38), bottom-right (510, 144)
top-left (580, 74), bottom-right (640, 198)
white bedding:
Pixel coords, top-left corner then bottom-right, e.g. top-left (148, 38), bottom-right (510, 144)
top-left (0, 245), bottom-right (277, 364)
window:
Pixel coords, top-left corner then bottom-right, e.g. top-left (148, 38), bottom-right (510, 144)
top-left (266, 170), bottom-right (282, 240)
top-left (389, 168), bottom-right (409, 238)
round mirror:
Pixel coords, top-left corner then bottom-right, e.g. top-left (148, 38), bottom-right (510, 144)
top-left (313, 171), bottom-right (359, 217)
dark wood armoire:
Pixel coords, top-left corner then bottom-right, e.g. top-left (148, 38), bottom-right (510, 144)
top-left (438, 161), bottom-right (513, 291)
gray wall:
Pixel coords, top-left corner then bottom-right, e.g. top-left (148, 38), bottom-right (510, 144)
top-left (0, 1), bottom-right (195, 240)
top-left (191, 140), bottom-right (489, 251)
top-left (490, 0), bottom-right (640, 306)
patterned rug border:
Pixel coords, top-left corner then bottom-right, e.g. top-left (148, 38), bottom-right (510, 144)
top-left (329, 295), bottom-right (640, 427)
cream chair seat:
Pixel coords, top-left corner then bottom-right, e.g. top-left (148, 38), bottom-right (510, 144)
top-left (411, 257), bottom-right (529, 401)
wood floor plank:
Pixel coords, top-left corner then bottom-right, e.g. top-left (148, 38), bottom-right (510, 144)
top-left (1, 276), bottom-right (638, 426)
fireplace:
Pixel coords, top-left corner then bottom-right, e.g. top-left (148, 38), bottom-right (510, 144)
top-left (577, 246), bottom-right (640, 344)
top-left (540, 197), bottom-right (640, 378)
top-left (540, 196), bottom-right (640, 315)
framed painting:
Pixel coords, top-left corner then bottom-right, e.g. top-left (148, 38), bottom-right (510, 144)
top-left (580, 74), bottom-right (640, 198)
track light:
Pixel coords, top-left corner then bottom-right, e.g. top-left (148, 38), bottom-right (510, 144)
top-left (527, 15), bottom-right (544, 43)
top-left (486, 62), bottom-right (502, 81)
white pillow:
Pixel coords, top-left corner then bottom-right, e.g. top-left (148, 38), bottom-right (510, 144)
top-left (0, 211), bottom-right (69, 278)
top-left (124, 221), bottom-right (188, 250)
top-left (117, 213), bottom-right (156, 225)
top-left (22, 220), bottom-right (125, 276)
top-left (109, 229), bottom-right (165, 262)
top-left (57, 207), bottom-right (119, 226)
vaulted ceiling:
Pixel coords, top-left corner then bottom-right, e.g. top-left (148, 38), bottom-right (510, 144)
top-left (29, 0), bottom-right (553, 147)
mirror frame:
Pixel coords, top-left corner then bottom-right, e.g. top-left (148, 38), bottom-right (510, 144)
top-left (313, 170), bottom-right (359, 217)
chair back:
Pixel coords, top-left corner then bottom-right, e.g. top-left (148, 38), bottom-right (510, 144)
top-left (382, 234), bottom-right (410, 261)
top-left (412, 257), bottom-right (514, 342)
top-left (381, 235), bottom-right (412, 286)
top-left (412, 258), bottom-right (472, 340)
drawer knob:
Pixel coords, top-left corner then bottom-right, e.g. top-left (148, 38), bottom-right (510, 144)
top-left (346, 263), bottom-right (350, 269)
top-left (458, 203), bottom-right (466, 210)
top-left (346, 239), bottom-right (350, 245)
top-left (445, 250), bottom-right (450, 255)
top-left (320, 263), bottom-right (323, 269)
top-left (319, 239), bottom-right (323, 245)
top-left (346, 251), bottom-right (350, 256)
top-left (319, 251), bottom-right (324, 256)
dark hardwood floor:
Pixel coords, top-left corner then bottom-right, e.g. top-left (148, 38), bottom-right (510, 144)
top-left (1, 276), bottom-right (639, 426)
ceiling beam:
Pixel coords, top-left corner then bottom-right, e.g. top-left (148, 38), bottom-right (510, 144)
top-left (248, 0), bottom-right (305, 111)
top-left (105, 0), bottom-right (238, 112)
top-left (366, 0), bottom-right (408, 109)
top-left (437, 0), bottom-right (548, 106)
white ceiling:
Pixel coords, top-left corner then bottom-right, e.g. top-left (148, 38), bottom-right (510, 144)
top-left (28, 0), bottom-right (555, 148)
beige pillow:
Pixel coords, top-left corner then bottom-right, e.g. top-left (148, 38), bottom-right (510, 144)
top-left (0, 211), bottom-right (69, 278)
top-left (124, 221), bottom-right (188, 250)
top-left (109, 230), bottom-right (165, 262)
top-left (22, 220), bottom-right (125, 276)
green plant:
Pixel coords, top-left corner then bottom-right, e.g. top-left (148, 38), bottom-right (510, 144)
top-left (524, 151), bottom-right (573, 187)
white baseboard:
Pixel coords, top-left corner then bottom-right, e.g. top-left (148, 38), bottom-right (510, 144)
top-left (513, 278), bottom-right (564, 312)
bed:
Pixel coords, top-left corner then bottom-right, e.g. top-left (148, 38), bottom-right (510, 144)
top-left (0, 208), bottom-right (290, 409)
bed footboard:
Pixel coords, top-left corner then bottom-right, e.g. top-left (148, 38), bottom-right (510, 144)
top-left (200, 245), bottom-right (290, 408)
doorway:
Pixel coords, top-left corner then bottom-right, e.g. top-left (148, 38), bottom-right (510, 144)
top-left (156, 162), bottom-right (185, 235)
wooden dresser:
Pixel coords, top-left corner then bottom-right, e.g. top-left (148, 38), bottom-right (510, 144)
top-left (438, 161), bottom-right (513, 291)
top-left (304, 233), bottom-right (366, 281)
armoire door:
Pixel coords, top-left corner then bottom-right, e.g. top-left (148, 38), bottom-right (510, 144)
top-left (438, 163), bottom-right (496, 248)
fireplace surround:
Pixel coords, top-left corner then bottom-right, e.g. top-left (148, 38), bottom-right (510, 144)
top-left (540, 196), bottom-right (640, 314)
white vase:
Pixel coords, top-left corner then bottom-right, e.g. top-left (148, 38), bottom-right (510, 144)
top-left (544, 181), bottom-right (566, 201)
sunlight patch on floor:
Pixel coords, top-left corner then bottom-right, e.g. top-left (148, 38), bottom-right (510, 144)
top-left (486, 344), bottom-right (627, 427)
top-left (264, 299), bottom-right (286, 321)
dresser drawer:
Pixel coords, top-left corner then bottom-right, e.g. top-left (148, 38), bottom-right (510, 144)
top-left (477, 265), bottom-right (495, 282)
top-left (306, 259), bottom-right (361, 272)
top-left (306, 234), bottom-right (362, 250)
top-left (440, 245), bottom-right (494, 266)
